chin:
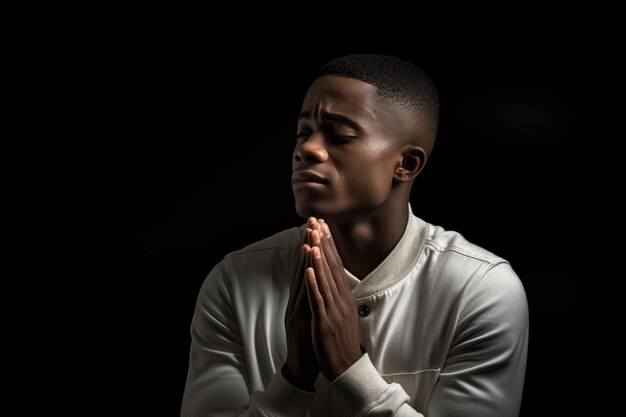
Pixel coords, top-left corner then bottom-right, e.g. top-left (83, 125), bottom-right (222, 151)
top-left (295, 203), bottom-right (318, 220)
top-left (294, 200), bottom-right (330, 220)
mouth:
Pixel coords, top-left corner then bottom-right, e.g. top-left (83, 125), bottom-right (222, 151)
top-left (292, 170), bottom-right (329, 191)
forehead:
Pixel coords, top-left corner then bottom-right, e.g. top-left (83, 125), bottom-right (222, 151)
top-left (300, 75), bottom-right (378, 120)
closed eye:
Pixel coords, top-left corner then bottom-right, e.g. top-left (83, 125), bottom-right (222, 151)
top-left (333, 134), bottom-right (357, 143)
top-left (293, 131), bottom-right (357, 144)
top-left (292, 132), bottom-right (311, 141)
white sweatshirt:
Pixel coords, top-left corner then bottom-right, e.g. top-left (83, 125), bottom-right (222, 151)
top-left (181, 209), bottom-right (529, 417)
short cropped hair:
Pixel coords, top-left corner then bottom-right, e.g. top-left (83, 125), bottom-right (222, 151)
top-left (315, 54), bottom-right (439, 136)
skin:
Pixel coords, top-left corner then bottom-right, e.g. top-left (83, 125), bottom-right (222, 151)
top-left (284, 74), bottom-right (430, 390)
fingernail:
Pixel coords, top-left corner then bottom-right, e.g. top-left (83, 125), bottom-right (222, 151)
top-left (323, 223), bottom-right (330, 237)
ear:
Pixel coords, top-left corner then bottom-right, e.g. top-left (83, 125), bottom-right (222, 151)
top-left (394, 145), bottom-right (427, 183)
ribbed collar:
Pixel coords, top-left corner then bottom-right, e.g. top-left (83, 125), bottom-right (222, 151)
top-left (344, 205), bottom-right (428, 300)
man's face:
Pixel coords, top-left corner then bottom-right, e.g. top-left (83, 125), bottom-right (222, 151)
top-left (292, 75), bottom-right (401, 220)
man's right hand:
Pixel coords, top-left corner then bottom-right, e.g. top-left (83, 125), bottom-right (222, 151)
top-left (283, 219), bottom-right (322, 391)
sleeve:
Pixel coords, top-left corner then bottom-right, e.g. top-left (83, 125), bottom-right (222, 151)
top-left (330, 353), bottom-right (425, 416)
top-left (180, 259), bottom-right (316, 417)
top-left (426, 262), bottom-right (529, 417)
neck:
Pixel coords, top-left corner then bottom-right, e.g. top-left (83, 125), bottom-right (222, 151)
top-left (328, 201), bottom-right (409, 279)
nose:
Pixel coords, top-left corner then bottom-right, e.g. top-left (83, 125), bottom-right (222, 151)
top-left (293, 131), bottom-right (329, 163)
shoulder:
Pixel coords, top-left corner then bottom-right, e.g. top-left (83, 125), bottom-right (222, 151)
top-left (195, 225), bottom-right (305, 316)
top-left (202, 225), bottom-right (305, 290)
top-left (227, 225), bottom-right (305, 259)
top-left (420, 221), bottom-right (526, 306)
top-left (424, 222), bottom-right (504, 266)
top-left (420, 221), bottom-right (528, 336)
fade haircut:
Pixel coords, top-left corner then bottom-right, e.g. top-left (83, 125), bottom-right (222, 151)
top-left (315, 53), bottom-right (440, 142)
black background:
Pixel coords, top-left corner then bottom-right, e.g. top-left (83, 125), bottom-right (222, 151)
top-left (105, 32), bottom-right (580, 415)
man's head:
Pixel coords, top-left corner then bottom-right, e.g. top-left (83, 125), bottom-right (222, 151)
top-left (292, 54), bottom-right (439, 221)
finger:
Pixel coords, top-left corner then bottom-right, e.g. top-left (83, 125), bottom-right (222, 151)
top-left (320, 223), bottom-right (349, 294)
top-left (305, 266), bottom-right (327, 320)
top-left (307, 227), bottom-right (323, 248)
top-left (319, 220), bottom-right (331, 239)
top-left (311, 246), bottom-right (334, 307)
top-left (317, 219), bottom-right (332, 243)
top-left (311, 218), bottom-right (327, 239)
top-left (322, 223), bottom-right (341, 265)
top-left (310, 228), bottom-right (321, 247)
top-left (316, 233), bottom-right (339, 298)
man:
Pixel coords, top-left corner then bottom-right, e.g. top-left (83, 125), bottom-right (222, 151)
top-left (181, 54), bottom-right (528, 416)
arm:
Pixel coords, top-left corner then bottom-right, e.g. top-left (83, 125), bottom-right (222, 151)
top-left (180, 251), bottom-right (317, 417)
top-left (426, 262), bottom-right (529, 417)
top-left (305, 221), bottom-right (424, 416)
top-left (306, 221), bottom-right (528, 416)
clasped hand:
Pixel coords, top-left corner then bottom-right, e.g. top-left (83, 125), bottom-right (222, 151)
top-left (284, 217), bottom-right (362, 390)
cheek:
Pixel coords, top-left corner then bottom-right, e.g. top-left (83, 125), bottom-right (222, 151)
top-left (342, 148), bottom-right (396, 198)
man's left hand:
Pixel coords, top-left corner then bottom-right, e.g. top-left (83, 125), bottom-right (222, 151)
top-left (305, 219), bottom-right (362, 381)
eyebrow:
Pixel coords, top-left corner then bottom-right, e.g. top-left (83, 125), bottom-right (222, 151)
top-left (297, 111), bottom-right (362, 131)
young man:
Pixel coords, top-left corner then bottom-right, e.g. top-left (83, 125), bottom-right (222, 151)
top-left (181, 54), bottom-right (528, 416)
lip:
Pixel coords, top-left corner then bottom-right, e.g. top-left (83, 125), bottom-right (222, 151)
top-left (292, 170), bottom-right (329, 190)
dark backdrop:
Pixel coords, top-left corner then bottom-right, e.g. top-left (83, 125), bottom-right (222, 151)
top-left (105, 37), bottom-right (579, 415)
